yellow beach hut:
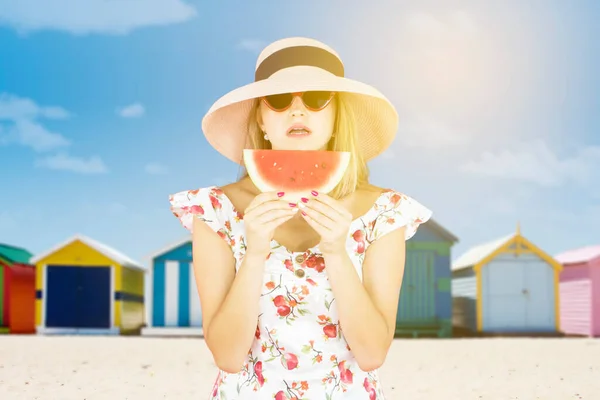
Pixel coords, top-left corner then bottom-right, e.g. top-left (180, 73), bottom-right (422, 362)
top-left (451, 224), bottom-right (562, 335)
top-left (31, 234), bottom-right (146, 335)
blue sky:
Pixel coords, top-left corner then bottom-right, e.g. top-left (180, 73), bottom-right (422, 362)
top-left (1, 0), bottom-right (599, 265)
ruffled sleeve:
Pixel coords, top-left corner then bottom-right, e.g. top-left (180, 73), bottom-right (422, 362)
top-left (168, 186), bottom-right (224, 235)
top-left (370, 190), bottom-right (433, 242)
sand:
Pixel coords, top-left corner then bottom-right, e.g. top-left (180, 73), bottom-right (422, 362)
top-left (1, 335), bottom-right (598, 399)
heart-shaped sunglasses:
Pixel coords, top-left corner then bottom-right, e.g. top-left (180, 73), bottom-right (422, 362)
top-left (261, 91), bottom-right (336, 112)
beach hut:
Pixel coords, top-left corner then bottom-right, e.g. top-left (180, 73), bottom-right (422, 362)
top-left (31, 234), bottom-right (146, 335)
top-left (0, 243), bottom-right (36, 334)
top-left (395, 219), bottom-right (459, 338)
top-left (451, 225), bottom-right (562, 334)
top-left (555, 245), bottom-right (600, 337)
top-left (141, 236), bottom-right (203, 336)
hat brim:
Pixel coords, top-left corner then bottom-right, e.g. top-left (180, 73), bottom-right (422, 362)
top-left (201, 68), bottom-right (399, 164)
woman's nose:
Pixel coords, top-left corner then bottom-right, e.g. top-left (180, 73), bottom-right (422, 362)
top-left (289, 96), bottom-right (306, 116)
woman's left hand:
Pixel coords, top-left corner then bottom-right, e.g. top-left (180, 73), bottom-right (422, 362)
top-left (299, 191), bottom-right (353, 255)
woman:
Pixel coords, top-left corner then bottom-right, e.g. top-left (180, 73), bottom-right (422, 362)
top-left (170, 37), bottom-right (432, 399)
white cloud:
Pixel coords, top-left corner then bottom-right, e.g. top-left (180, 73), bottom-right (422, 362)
top-left (0, 93), bottom-right (108, 174)
top-left (145, 162), bottom-right (168, 175)
top-left (0, 93), bottom-right (71, 121)
top-left (35, 152), bottom-right (108, 174)
top-left (0, 93), bottom-right (71, 152)
top-left (118, 103), bottom-right (145, 118)
top-left (4, 119), bottom-right (71, 152)
top-left (460, 139), bottom-right (600, 187)
top-left (0, 0), bottom-right (197, 35)
top-left (237, 39), bottom-right (266, 54)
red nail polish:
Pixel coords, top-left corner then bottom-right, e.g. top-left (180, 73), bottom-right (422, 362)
top-left (301, 197), bottom-right (309, 203)
top-left (277, 192), bottom-right (285, 197)
top-left (311, 190), bottom-right (318, 196)
top-left (301, 210), bottom-right (307, 216)
top-left (289, 203), bottom-right (296, 207)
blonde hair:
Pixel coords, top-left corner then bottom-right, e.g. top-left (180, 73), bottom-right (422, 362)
top-left (239, 93), bottom-right (370, 200)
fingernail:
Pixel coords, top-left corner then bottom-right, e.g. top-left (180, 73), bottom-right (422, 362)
top-left (289, 203), bottom-right (297, 207)
top-left (311, 190), bottom-right (318, 196)
top-left (301, 210), bottom-right (307, 216)
top-left (277, 192), bottom-right (285, 197)
top-left (301, 197), bottom-right (309, 203)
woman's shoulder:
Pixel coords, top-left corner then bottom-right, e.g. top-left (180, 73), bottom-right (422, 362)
top-left (355, 184), bottom-right (433, 241)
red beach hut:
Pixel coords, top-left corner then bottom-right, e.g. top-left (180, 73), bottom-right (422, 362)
top-left (0, 243), bottom-right (36, 334)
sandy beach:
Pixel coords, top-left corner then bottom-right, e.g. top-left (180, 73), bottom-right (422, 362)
top-left (1, 335), bottom-right (598, 400)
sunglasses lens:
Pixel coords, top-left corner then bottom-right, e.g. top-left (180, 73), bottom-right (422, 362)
top-left (303, 91), bottom-right (333, 109)
top-left (264, 93), bottom-right (293, 110)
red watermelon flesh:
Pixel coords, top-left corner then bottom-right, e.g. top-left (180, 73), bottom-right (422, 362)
top-left (243, 149), bottom-right (351, 201)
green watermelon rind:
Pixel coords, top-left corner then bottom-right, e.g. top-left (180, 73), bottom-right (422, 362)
top-left (243, 149), bottom-right (351, 200)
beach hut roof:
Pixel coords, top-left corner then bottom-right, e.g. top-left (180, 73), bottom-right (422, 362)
top-left (0, 243), bottom-right (33, 265)
top-left (30, 234), bottom-right (145, 271)
top-left (452, 233), bottom-right (514, 271)
top-left (452, 223), bottom-right (562, 273)
top-left (145, 235), bottom-right (192, 264)
top-left (554, 244), bottom-right (600, 265)
top-left (427, 218), bottom-right (459, 243)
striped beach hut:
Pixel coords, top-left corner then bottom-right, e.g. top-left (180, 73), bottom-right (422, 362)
top-left (0, 243), bottom-right (36, 334)
top-left (452, 225), bottom-right (562, 334)
top-left (141, 236), bottom-right (203, 336)
top-left (555, 245), bottom-right (600, 337)
top-left (31, 234), bottom-right (146, 335)
top-left (395, 219), bottom-right (459, 338)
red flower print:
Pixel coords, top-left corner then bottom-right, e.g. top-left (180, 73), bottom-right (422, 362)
top-left (317, 314), bottom-right (340, 339)
top-left (284, 259), bottom-right (294, 272)
top-left (274, 391), bottom-right (290, 400)
top-left (189, 204), bottom-right (204, 215)
top-left (352, 229), bottom-right (366, 254)
top-left (273, 295), bottom-right (292, 317)
top-left (323, 324), bottom-right (337, 338)
top-left (209, 194), bottom-right (221, 209)
top-left (281, 352), bottom-right (299, 370)
top-left (338, 360), bottom-right (353, 384)
top-left (390, 193), bottom-right (402, 206)
top-left (304, 254), bottom-right (325, 272)
top-left (364, 377), bottom-right (377, 400)
top-left (253, 361), bottom-right (265, 386)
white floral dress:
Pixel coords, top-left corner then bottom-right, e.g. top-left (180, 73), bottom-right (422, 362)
top-left (169, 186), bottom-right (432, 400)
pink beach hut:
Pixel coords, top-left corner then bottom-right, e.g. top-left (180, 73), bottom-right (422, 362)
top-left (555, 245), bottom-right (600, 337)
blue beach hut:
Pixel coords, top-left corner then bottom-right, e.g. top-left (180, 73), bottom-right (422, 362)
top-left (142, 236), bottom-right (203, 336)
top-left (451, 225), bottom-right (562, 335)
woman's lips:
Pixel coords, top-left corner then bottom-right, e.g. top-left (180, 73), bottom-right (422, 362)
top-left (286, 123), bottom-right (312, 137)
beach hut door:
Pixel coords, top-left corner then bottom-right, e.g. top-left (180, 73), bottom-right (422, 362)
top-left (397, 251), bottom-right (436, 325)
top-left (189, 263), bottom-right (202, 327)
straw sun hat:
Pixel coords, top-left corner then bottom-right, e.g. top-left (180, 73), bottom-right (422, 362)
top-left (201, 37), bottom-right (399, 164)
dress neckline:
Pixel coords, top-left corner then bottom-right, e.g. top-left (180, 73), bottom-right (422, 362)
top-left (209, 185), bottom-right (393, 254)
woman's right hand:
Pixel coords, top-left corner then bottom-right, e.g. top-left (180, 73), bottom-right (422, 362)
top-left (243, 191), bottom-right (297, 258)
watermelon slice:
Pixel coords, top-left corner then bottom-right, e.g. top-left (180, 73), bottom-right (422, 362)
top-left (243, 149), bottom-right (351, 202)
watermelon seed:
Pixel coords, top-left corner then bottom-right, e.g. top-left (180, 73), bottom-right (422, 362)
top-left (290, 177), bottom-right (296, 182)
top-left (321, 162), bottom-right (327, 169)
top-left (315, 163), bottom-right (319, 168)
